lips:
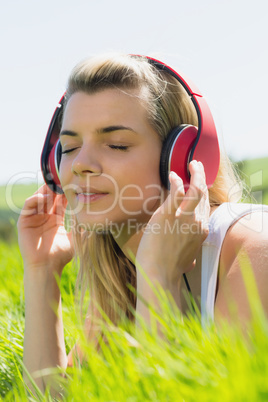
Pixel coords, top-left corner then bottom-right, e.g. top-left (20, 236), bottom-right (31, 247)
top-left (80, 192), bottom-right (97, 195)
top-left (76, 186), bottom-right (108, 195)
top-left (75, 188), bottom-right (109, 203)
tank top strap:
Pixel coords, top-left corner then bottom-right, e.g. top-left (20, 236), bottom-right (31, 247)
top-left (201, 202), bottom-right (268, 324)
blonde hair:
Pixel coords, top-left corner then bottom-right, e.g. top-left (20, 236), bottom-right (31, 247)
top-left (65, 54), bottom-right (242, 327)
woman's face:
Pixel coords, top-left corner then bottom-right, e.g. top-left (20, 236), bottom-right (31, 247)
top-left (59, 88), bottom-right (166, 232)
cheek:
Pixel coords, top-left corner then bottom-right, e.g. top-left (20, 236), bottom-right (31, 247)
top-left (59, 158), bottom-right (71, 186)
top-left (139, 157), bottom-right (165, 212)
top-left (117, 164), bottom-right (164, 215)
top-left (116, 185), bottom-right (163, 216)
top-left (59, 160), bottom-right (75, 203)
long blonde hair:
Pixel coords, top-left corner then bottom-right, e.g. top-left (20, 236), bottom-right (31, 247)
top-left (64, 54), bottom-right (242, 327)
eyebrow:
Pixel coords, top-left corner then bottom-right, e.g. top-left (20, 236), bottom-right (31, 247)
top-left (59, 130), bottom-right (78, 137)
top-left (59, 125), bottom-right (136, 137)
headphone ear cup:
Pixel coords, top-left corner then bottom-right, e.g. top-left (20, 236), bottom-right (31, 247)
top-left (41, 95), bottom-right (65, 194)
top-left (160, 125), bottom-right (198, 190)
top-left (46, 140), bottom-right (63, 194)
top-left (56, 141), bottom-right (62, 174)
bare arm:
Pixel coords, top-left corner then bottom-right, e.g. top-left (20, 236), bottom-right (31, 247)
top-left (67, 301), bottom-right (102, 366)
top-left (135, 162), bottom-right (209, 329)
top-left (23, 267), bottom-right (67, 392)
top-left (215, 211), bottom-right (268, 326)
top-left (135, 271), bottom-right (181, 331)
top-left (18, 185), bottom-right (74, 394)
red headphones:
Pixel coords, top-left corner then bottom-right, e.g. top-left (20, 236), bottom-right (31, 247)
top-left (41, 56), bottom-right (220, 194)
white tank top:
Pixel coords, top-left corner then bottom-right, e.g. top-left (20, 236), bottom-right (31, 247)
top-left (201, 202), bottom-right (268, 323)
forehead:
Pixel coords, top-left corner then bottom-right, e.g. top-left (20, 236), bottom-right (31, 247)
top-left (62, 88), bottom-right (149, 127)
top-left (59, 87), bottom-right (161, 145)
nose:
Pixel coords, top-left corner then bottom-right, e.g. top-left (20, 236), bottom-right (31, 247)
top-left (71, 144), bottom-right (102, 176)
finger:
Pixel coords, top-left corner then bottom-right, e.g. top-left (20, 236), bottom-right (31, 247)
top-left (50, 194), bottom-right (69, 217)
top-left (195, 193), bottom-right (210, 234)
top-left (67, 230), bottom-right (75, 254)
top-left (33, 183), bottom-right (57, 197)
top-left (22, 184), bottom-right (56, 212)
top-left (179, 161), bottom-right (208, 214)
top-left (21, 192), bottom-right (54, 216)
top-left (167, 171), bottom-right (185, 213)
top-left (22, 184), bottom-right (62, 216)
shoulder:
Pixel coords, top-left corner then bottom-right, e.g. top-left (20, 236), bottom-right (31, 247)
top-left (215, 208), bottom-right (268, 323)
top-left (220, 209), bottom-right (268, 270)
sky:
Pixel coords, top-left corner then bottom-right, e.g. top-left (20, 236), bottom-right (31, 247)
top-left (1, 0), bottom-right (268, 186)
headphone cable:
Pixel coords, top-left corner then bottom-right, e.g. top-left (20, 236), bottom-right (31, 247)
top-left (183, 273), bottom-right (191, 293)
top-left (183, 273), bottom-right (197, 314)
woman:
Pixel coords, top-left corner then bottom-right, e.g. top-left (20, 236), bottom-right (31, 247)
top-left (18, 53), bottom-right (268, 393)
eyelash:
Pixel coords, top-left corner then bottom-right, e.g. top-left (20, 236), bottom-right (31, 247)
top-left (108, 145), bottom-right (129, 151)
top-left (61, 148), bottom-right (78, 155)
top-left (61, 145), bottom-right (129, 155)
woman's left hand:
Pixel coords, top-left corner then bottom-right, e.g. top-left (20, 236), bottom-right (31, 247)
top-left (135, 160), bottom-right (210, 287)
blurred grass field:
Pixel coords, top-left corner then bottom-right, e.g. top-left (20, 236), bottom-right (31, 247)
top-left (0, 183), bottom-right (39, 242)
top-left (236, 156), bottom-right (268, 204)
top-left (0, 183), bottom-right (38, 210)
top-left (1, 240), bottom-right (268, 400)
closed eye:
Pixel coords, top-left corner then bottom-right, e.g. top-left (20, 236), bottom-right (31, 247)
top-left (61, 147), bottom-right (79, 154)
top-left (109, 145), bottom-right (129, 151)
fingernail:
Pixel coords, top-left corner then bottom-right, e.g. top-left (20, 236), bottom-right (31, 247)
top-left (175, 207), bottom-right (181, 217)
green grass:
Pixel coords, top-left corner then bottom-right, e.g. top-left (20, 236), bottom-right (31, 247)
top-left (237, 157), bottom-right (268, 188)
top-left (1, 242), bottom-right (268, 401)
top-left (0, 183), bottom-right (39, 210)
top-left (0, 183), bottom-right (39, 242)
top-left (236, 156), bottom-right (268, 205)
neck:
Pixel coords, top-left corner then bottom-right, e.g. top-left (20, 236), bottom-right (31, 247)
top-left (110, 187), bottom-right (169, 261)
top-left (110, 220), bottom-right (146, 263)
